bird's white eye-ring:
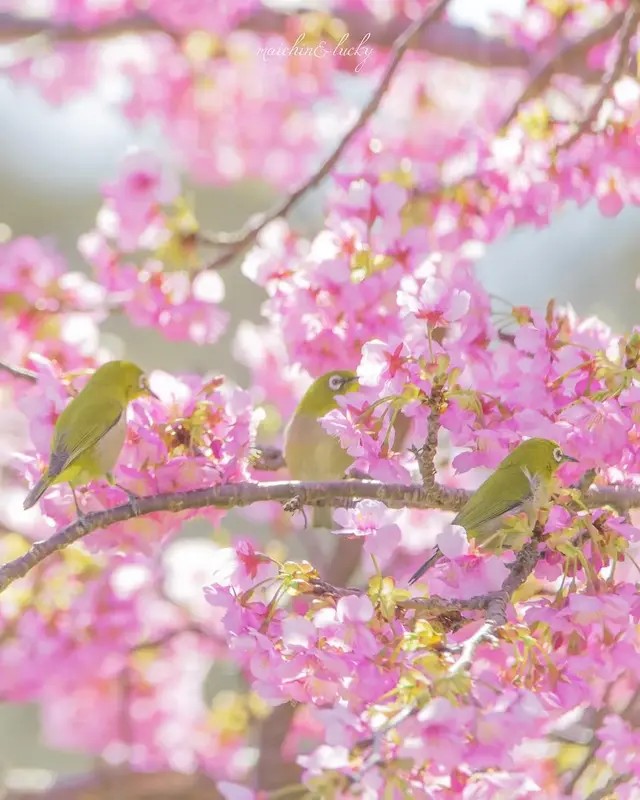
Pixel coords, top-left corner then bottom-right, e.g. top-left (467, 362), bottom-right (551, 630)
top-left (553, 446), bottom-right (563, 462)
top-left (139, 374), bottom-right (147, 390)
top-left (328, 374), bottom-right (344, 391)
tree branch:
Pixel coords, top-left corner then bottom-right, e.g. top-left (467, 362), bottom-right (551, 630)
top-left (0, 479), bottom-right (469, 593)
top-left (500, 10), bottom-right (626, 128)
top-left (414, 378), bottom-right (445, 493)
top-left (564, 686), bottom-right (640, 796)
top-left (0, 8), bottom-right (616, 81)
top-left (0, 360), bottom-right (37, 380)
top-left (1, 768), bottom-right (222, 800)
top-left (309, 576), bottom-right (499, 620)
top-left (558, 8), bottom-right (638, 150)
top-left (354, 534), bottom-right (543, 777)
top-left (1, 477), bottom-right (637, 594)
top-left (197, 0), bottom-right (451, 269)
top-left (254, 536), bottom-right (365, 792)
top-left (583, 773), bottom-right (633, 800)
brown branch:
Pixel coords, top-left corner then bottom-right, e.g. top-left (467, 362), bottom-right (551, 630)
top-left (1, 476), bottom-right (636, 593)
top-left (198, 0), bottom-right (451, 269)
top-left (0, 479), bottom-right (469, 593)
top-left (130, 624), bottom-right (207, 653)
top-left (2, 768), bottom-right (222, 800)
top-left (583, 773), bottom-right (633, 800)
top-left (414, 378), bottom-right (445, 492)
top-left (558, 8), bottom-right (639, 150)
top-left (309, 577), bottom-right (491, 617)
top-left (500, 10), bottom-right (626, 128)
top-left (254, 535), bottom-right (366, 792)
top-left (0, 8), bottom-right (615, 81)
top-left (0, 360), bottom-right (37, 380)
top-left (354, 534), bottom-right (543, 776)
top-left (564, 686), bottom-right (640, 796)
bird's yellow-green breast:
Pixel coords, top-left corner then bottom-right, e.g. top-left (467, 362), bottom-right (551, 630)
top-left (284, 370), bottom-right (359, 528)
top-left (408, 437), bottom-right (577, 584)
top-left (23, 360), bottom-right (157, 510)
top-left (284, 370), bottom-right (358, 482)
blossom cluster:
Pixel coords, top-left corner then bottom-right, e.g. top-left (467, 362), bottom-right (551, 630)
top-left (2, 1), bottom-right (640, 798)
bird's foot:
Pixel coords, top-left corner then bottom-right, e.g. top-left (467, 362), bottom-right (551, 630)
top-left (113, 482), bottom-right (142, 515)
top-left (74, 510), bottom-right (90, 533)
top-left (71, 488), bottom-right (90, 531)
top-left (123, 490), bottom-right (142, 516)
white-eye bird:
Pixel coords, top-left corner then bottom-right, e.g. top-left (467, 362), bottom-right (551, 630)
top-left (284, 370), bottom-right (359, 528)
top-left (23, 360), bottom-right (158, 519)
top-left (408, 437), bottom-right (577, 584)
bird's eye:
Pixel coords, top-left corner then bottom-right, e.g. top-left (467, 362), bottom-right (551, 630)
top-left (553, 447), bottom-right (563, 462)
top-left (139, 375), bottom-right (148, 390)
top-left (328, 374), bottom-right (344, 391)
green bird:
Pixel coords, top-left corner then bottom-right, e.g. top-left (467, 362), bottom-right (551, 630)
top-left (408, 437), bottom-right (577, 585)
top-left (284, 370), bottom-right (359, 528)
top-left (23, 360), bottom-right (158, 519)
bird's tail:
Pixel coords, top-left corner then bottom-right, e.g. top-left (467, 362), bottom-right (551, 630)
top-left (408, 546), bottom-right (443, 585)
top-left (312, 506), bottom-right (334, 529)
top-left (23, 472), bottom-right (51, 510)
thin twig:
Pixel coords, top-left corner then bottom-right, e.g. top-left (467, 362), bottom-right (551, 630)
top-left (198, 0), bottom-right (451, 268)
top-left (0, 360), bottom-right (37, 380)
top-left (501, 10), bottom-right (626, 128)
top-left (564, 686), bottom-right (640, 795)
top-left (254, 536), bottom-right (365, 792)
top-left (308, 577), bottom-right (491, 617)
top-left (354, 536), bottom-right (543, 778)
top-left (130, 624), bottom-right (207, 653)
top-left (414, 378), bottom-right (445, 492)
top-left (558, 8), bottom-right (638, 150)
top-left (583, 773), bottom-right (632, 800)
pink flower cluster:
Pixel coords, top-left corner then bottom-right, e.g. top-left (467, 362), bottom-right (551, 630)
top-left (19, 356), bottom-right (257, 552)
top-left (79, 150), bottom-right (229, 344)
top-left (0, 237), bottom-right (106, 374)
top-left (2, 1), bottom-right (640, 797)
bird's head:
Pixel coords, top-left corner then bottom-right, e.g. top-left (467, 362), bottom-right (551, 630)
top-left (89, 360), bottom-right (159, 403)
top-left (510, 437), bottom-right (577, 477)
top-left (297, 370), bottom-right (359, 416)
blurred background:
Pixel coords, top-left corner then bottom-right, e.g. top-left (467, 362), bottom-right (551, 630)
top-left (1, 0), bottom-right (640, 785)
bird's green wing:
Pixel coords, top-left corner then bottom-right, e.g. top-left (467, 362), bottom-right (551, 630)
top-left (454, 463), bottom-right (532, 531)
top-left (48, 397), bottom-right (123, 479)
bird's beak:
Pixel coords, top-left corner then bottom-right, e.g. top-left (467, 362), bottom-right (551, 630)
top-left (143, 380), bottom-right (160, 401)
top-left (345, 376), bottom-right (359, 387)
top-left (561, 453), bottom-right (578, 463)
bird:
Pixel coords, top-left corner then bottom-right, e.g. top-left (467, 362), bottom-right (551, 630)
top-left (408, 438), bottom-right (577, 585)
top-left (284, 370), bottom-right (359, 528)
top-left (23, 360), bottom-right (158, 520)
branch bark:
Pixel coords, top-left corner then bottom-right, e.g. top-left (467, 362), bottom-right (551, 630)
top-left (354, 534), bottom-right (543, 778)
top-left (0, 360), bottom-right (37, 380)
top-left (0, 479), bottom-right (469, 593)
top-left (0, 8), bottom-right (617, 82)
top-left (500, 10), bottom-right (627, 128)
top-left (0, 477), bottom-right (636, 594)
top-left (2, 768), bottom-right (222, 800)
top-left (254, 536), bottom-right (365, 792)
top-left (558, 8), bottom-right (638, 150)
top-left (414, 378), bottom-right (445, 492)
